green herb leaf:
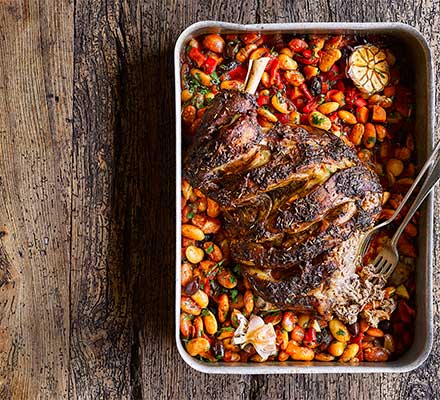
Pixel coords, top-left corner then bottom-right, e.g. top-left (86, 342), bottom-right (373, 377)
top-left (230, 289), bottom-right (239, 303)
top-left (187, 210), bottom-right (195, 219)
top-left (210, 71), bottom-right (220, 85)
top-left (336, 329), bottom-right (346, 336)
top-left (205, 244), bottom-right (214, 254)
top-left (201, 308), bottom-right (210, 317)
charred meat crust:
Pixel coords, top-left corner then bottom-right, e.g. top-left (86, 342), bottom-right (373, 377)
top-left (182, 90), bottom-right (383, 313)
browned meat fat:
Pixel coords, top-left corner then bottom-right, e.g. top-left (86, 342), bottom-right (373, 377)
top-left (183, 90), bottom-right (383, 316)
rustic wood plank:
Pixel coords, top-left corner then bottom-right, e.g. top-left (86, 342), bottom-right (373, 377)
top-left (0, 0), bottom-right (73, 398)
top-left (135, 1), bottom-right (440, 400)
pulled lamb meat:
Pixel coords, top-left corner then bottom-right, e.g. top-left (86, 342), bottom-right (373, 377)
top-left (183, 90), bottom-right (383, 318)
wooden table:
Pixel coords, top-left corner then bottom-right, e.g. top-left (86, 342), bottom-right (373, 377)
top-left (0, 0), bottom-right (438, 399)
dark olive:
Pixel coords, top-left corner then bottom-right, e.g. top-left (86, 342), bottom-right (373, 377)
top-left (348, 322), bottom-right (360, 336)
top-left (184, 278), bottom-right (200, 296)
top-left (212, 338), bottom-right (225, 360)
top-left (318, 328), bottom-right (332, 351)
top-left (309, 76), bottom-right (322, 97)
top-left (379, 320), bottom-right (391, 332)
top-left (224, 43), bottom-right (241, 60)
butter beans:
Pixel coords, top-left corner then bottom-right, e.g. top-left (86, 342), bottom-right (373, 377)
top-left (207, 198), bottom-right (220, 217)
top-left (284, 70), bottom-right (305, 86)
top-left (337, 110), bottom-right (357, 125)
top-left (278, 54), bottom-right (298, 70)
top-left (317, 101), bottom-right (339, 115)
top-left (190, 68), bottom-right (213, 86)
top-left (191, 289), bottom-right (209, 308)
top-left (180, 313), bottom-right (193, 338)
top-left (362, 123), bottom-right (377, 149)
top-left (185, 245), bottom-right (204, 264)
top-left (329, 319), bottom-right (350, 342)
top-left (315, 353), bottom-right (335, 362)
top-left (364, 347), bottom-right (390, 362)
top-left (218, 293), bottom-right (229, 323)
top-left (366, 327), bottom-right (384, 338)
top-left (217, 268), bottom-right (237, 289)
top-left (349, 123), bottom-right (364, 146)
top-left (339, 343), bottom-right (359, 362)
top-left (182, 224), bottom-right (205, 241)
top-left (202, 310), bottom-right (218, 335)
top-left (181, 88), bottom-right (193, 102)
top-left (182, 105), bottom-right (197, 126)
top-left (186, 337), bottom-right (210, 357)
top-left (319, 49), bottom-right (341, 72)
top-left (290, 325), bottom-right (305, 342)
top-left (272, 93), bottom-right (291, 114)
top-left (250, 47), bottom-right (270, 60)
top-left (244, 290), bottom-right (254, 314)
top-left (286, 343), bottom-right (315, 361)
top-left (236, 44), bottom-right (258, 63)
top-left (257, 107), bottom-right (278, 122)
top-left (181, 263), bottom-right (193, 287)
top-left (328, 341), bottom-right (345, 357)
top-left (386, 158), bottom-right (404, 177)
top-left (181, 296), bottom-right (201, 316)
top-left (220, 80), bottom-right (244, 90)
top-left (309, 111), bottom-right (331, 131)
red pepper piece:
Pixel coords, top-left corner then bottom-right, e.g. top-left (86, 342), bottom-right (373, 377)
top-left (321, 81), bottom-right (329, 94)
top-left (354, 97), bottom-right (367, 107)
top-left (188, 47), bottom-right (207, 67)
top-left (288, 38), bottom-right (308, 53)
top-left (293, 97), bottom-right (306, 108)
top-left (257, 95), bottom-right (270, 106)
top-left (299, 83), bottom-right (313, 101)
top-left (352, 332), bottom-right (364, 345)
top-left (304, 327), bottom-right (317, 342)
top-left (334, 80), bottom-right (345, 91)
top-left (202, 57), bottom-right (217, 74)
top-left (324, 89), bottom-right (338, 101)
top-left (302, 49), bottom-right (312, 59)
top-left (228, 64), bottom-right (247, 81)
top-left (274, 113), bottom-right (291, 124)
top-left (269, 59), bottom-right (280, 85)
top-left (302, 99), bottom-right (319, 114)
top-left (296, 55), bottom-right (319, 65)
top-left (300, 113), bottom-right (309, 124)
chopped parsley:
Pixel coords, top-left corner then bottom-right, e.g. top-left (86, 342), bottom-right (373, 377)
top-left (186, 210), bottom-right (195, 219)
top-left (201, 308), bottom-right (210, 317)
top-left (336, 329), bottom-right (346, 336)
top-left (210, 71), bottom-right (220, 85)
top-left (230, 289), bottom-right (239, 303)
top-left (205, 244), bottom-right (214, 254)
top-left (311, 113), bottom-right (326, 125)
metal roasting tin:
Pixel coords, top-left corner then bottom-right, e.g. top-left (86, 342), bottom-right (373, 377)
top-left (174, 21), bottom-right (434, 374)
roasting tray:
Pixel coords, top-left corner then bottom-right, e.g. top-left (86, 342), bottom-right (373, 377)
top-left (174, 21), bottom-right (434, 374)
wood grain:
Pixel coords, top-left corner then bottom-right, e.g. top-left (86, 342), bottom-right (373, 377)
top-left (0, 0), bottom-right (438, 399)
top-left (0, 0), bottom-right (73, 398)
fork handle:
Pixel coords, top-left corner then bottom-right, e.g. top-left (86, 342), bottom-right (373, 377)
top-left (391, 148), bottom-right (440, 247)
top-left (386, 139), bottom-right (440, 227)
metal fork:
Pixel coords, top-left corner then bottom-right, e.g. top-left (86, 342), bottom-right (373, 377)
top-left (370, 144), bottom-right (440, 280)
top-left (358, 138), bottom-right (440, 262)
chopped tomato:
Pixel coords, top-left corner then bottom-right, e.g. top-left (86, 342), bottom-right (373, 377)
top-left (202, 57), bottom-right (217, 74)
top-left (228, 64), bottom-right (247, 81)
top-left (188, 47), bottom-right (207, 67)
top-left (257, 95), bottom-right (270, 106)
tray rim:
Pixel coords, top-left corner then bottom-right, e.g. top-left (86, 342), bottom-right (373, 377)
top-left (174, 21), bottom-right (435, 374)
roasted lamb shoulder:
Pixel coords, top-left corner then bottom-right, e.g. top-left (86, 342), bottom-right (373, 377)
top-left (183, 90), bottom-right (383, 316)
